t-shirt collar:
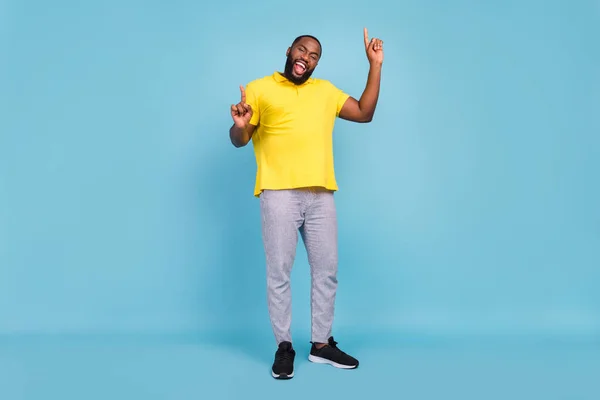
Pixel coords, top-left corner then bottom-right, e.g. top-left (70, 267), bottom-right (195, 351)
top-left (272, 71), bottom-right (314, 85)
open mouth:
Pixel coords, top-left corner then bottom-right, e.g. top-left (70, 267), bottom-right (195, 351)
top-left (293, 60), bottom-right (307, 75)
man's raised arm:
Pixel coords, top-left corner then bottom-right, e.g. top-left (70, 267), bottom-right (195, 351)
top-left (339, 28), bottom-right (384, 123)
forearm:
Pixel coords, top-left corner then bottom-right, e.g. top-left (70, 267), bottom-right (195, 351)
top-left (358, 62), bottom-right (382, 121)
top-left (229, 124), bottom-right (252, 147)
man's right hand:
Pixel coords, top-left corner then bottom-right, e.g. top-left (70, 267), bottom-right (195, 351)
top-left (231, 85), bottom-right (253, 128)
top-left (229, 85), bottom-right (256, 147)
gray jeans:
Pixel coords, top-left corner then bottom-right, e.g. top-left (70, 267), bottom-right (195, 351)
top-left (260, 187), bottom-right (338, 345)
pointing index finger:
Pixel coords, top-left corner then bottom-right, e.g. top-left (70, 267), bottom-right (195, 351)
top-left (364, 27), bottom-right (369, 47)
top-left (240, 85), bottom-right (246, 103)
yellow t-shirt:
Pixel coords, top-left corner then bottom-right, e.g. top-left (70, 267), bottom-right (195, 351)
top-left (245, 72), bottom-right (350, 197)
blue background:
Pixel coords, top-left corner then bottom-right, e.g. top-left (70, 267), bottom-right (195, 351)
top-left (1, 0), bottom-right (599, 399)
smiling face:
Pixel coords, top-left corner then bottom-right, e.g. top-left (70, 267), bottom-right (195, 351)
top-left (283, 36), bottom-right (322, 85)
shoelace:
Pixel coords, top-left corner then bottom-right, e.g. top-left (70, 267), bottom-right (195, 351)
top-left (276, 349), bottom-right (294, 363)
top-left (327, 337), bottom-right (351, 357)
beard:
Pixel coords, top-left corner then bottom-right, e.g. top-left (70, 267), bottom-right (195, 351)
top-left (283, 54), bottom-right (314, 85)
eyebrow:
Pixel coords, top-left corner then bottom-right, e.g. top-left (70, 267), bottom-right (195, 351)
top-left (298, 45), bottom-right (320, 57)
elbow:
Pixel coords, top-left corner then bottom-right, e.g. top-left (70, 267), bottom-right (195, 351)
top-left (361, 114), bottom-right (374, 123)
top-left (358, 109), bottom-right (374, 123)
top-left (231, 138), bottom-right (246, 148)
top-left (230, 136), bottom-right (241, 148)
top-left (229, 125), bottom-right (253, 147)
top-left (229, 131), bottom-right (246, 148)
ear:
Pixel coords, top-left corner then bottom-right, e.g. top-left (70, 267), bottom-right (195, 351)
top-left (286, 47), bottom-right (291, 56)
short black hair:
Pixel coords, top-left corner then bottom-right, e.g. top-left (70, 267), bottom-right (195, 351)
top-left (291, 35), bottom-right (322, 57)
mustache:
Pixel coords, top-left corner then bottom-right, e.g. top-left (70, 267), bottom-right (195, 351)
top-left (284, 55), bottom-right (314, 84)
top-left (285, 56), bottom-right (302, 72)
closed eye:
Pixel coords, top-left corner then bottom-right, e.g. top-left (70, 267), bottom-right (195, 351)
top-left (298, 46), bottom-right (320, 61)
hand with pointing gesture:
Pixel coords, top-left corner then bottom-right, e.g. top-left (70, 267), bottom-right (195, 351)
top-left (231, 85), bottom-right (253, 128)
top-left (364, 28), bottom-right (384, 66)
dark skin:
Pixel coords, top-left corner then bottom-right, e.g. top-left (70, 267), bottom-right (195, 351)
top-left (229, 30), bottom-right (383, 348)
top-left (230, 28), bottom-right (384, 148)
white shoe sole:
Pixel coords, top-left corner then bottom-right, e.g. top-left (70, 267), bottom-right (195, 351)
top-left (272, 370), bottom-right (294, 379)
top-left (308, 354), bottom-right (358, 369)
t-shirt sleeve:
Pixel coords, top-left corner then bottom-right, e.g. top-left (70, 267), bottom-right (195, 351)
top-left (333, 84), bottom-right (350, 117)
top-left (245, 81), bottom-right (260, 126)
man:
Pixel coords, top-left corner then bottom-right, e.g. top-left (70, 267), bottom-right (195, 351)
top-left (229, 28), bottom-right (383, 379)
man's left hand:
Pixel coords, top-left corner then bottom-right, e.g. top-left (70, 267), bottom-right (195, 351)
top-left (364, 27), bottom-right (384, 66)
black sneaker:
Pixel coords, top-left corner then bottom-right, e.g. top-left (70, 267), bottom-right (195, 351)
top-left (272, 341), bottom-right (295, 379)
top-left (308, 336), bottom-right (359, 369)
